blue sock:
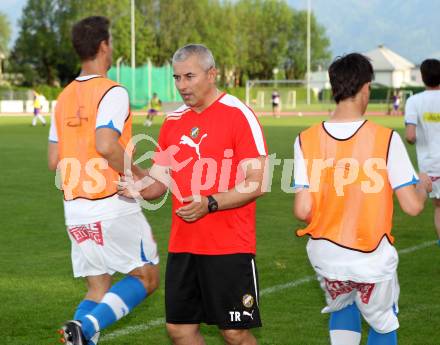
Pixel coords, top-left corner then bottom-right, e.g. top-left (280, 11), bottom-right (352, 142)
top-left (437, 239), bottom-right (440, 247)
top-left (329, 303), bottom-right (362, 344)
top-left (367, 328), bottom-right (397, 345)
top-left (74, 300), bottom-right (98, 320)
top-left (80, 276), bottom-right (147, 340)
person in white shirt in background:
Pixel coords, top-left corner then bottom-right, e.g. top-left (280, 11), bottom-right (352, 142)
top-left (405, 58), bottom-right (440, 247)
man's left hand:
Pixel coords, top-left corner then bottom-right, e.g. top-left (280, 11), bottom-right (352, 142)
top-left (175, 196), bottom-right (209, 222)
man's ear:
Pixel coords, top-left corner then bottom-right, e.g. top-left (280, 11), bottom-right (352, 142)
top-left (208, 67), bottom-right (218, 83)
top-left (99, 39), bottom-right (110, 55)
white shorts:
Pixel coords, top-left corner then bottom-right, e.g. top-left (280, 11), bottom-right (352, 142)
top-left (67, 212), bottom-right (159, 278)
top-left (429, 177), bottom-right (440, 199)
top-left (318, 273), bottom-right (400, 333)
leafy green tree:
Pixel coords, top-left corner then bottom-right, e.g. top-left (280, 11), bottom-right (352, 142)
top-left (0, 12), bottom-right (11, 56)
top-left (284, 10), bottom-right (331, 79)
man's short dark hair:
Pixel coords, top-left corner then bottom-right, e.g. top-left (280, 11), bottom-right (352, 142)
top-left (72, 16), bottom-right (110, 61)
top-left (328, 53), bottom-right (374, 103)
top-left (420, 59), bottom-right (440, 87)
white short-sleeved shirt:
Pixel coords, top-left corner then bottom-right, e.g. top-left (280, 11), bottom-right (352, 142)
top-left (405, 90), bottom-right (440, 175)
top-left (294, 120), bottom-right (418, 283)
top-left (49, 75), bottom-right (141, 226)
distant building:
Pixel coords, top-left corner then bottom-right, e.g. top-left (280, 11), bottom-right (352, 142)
top-left (308, 45), bottom-right (424, 91)
top-left (364, 45), bottom-right (422, 88)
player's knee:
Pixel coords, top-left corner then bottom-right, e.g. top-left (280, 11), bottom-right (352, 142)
top-left (221, 329), bottom-right (255, 345)
top-left (166, 323), bottom-right (198, 341)
top-left (130, 265), bottom-right (160, 295)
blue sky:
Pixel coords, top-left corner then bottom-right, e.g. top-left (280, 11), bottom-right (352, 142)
top-left (2, 0), bottom-right (440, 63)
top-left (0, 0), bottom-right (26, 46)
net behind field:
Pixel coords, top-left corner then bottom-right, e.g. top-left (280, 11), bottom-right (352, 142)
top-left (246, 80), bottom-right (319, 113)
top-left (108, 63), bottom-right (181, 110)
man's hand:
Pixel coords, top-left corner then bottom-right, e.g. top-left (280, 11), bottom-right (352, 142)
top-left (175, 196), bottom-right (209, 223)
top-left (418, 172), bottom-right (433, 193)
top-left (117, 168), bottom-right (149, 199)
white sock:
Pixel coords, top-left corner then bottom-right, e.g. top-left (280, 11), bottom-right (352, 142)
top-left (32, 117), bottom-right (37, 126)
top-left (330, 330), bottom-right (361, 345)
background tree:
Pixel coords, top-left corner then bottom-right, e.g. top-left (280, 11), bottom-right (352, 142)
top-left (10, 0), bottom-right (331, 86)
top-left (0, 12), bottom-right (11, 56)
top-left (284, 10), bottom-right (331, 79)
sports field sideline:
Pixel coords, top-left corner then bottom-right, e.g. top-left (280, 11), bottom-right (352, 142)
top-left (0, 115), bottom-right (438, 344)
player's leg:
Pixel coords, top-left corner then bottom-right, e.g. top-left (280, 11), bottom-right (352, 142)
top-left (38, 112), bottom-right (46, 125)
top-left (329, 303), bottom-right (362, 345)
top-left (358, 276), bottom-right (399, 345)
top-left (433, 198), bottom-right (440, 246)
top-left (80, 265), bottom-right (158, 341)
top-left (318, 276), bottom-right (361, 345)
top-left (166, 253), bottom-right (205, 345)
top-left (74, 274), bottom-right (112, 319)
top-left (221, 329), bottom-right (257, 345)
top-left (77, 213), bottom-right (160, 342)
top-left (32, 109), bottom-right (38, 126)
top-left (197, 254), bottom-right (261, 345)
top-left (166, 324), bottom-right (206, 345)
top-left (60, 223), bottom-right (113, 345)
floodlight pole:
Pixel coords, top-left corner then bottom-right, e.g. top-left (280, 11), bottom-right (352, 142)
top-left (131, 0), bottom-right (136, 103)
top-left (306, 0), bottom-right (311, 105)
top-left (116, 56), bottom-right (124, 83)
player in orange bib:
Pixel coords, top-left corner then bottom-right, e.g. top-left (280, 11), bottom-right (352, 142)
top-left (293, 53), bottom-right (432, 345)
top-left (48, 16), bottom-right (159, 345)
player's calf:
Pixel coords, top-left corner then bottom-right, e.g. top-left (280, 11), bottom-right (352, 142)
top-left (221, 329), bottom-right (257, 345)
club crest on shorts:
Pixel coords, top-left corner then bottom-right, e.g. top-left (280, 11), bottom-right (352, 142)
top-left (190, 127), bottom-right (199, 139)
top-left (242, 294), bottom-right (254, 308)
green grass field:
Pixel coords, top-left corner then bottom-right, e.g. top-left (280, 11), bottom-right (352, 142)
top-left (0, 115), bottom-right (438, 345)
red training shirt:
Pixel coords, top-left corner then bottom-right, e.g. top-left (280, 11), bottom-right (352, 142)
top-left (153, 93), bottom-right (267, 255)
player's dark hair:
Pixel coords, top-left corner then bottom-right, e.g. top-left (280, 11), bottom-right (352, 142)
top-left (328, 53), bottom-right (374, 104)
top-left (420, 59), bottom-right (440, 87)
top-left (72, 16), bottom-right (110, 61)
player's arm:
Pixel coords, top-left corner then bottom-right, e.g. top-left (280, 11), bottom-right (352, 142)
top-left (388, 132), bottom-right (431, 216)
top-left (48, 110), bottom-right (59, 171)
top-left (404, 97), bottom-right (417, 144)
top-left (48, 142), bottom-right (59, 171)
top-left (293, 188), bottom-right (312, 222)
top-left (95, 86), bottom-right (144, 178)
top-left (395, 173), bottom-right (431, 216)
top-left (95, 128), bottom-right (138, 175)
top-left (291, 136), bottom-right (312, 221)
top-left (175, 156), bottom-right (266, 223)
top-left (405, 124), bottom-right (416, 144)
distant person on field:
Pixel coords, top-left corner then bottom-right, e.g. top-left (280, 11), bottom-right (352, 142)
top-left (144, 92), bottom-right (162, 127)
top-left (272, 89), bottom-right (281, 118)
top-left (293, 53), bottom-right (432, 345)
top-left (32, 90), bottom-right (46, 126)
top-left (391, 90), bottom-right (401, 116)
top-left (405, 58), bottom-right (440, 247)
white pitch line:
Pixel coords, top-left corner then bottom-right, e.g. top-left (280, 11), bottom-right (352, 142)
top-left (397, 240), bottom-right (436, 254)
top-left (102, 240), bottom-right (436, 341)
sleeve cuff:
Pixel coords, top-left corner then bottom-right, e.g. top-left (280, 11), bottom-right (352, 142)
top-left (292, 183), bottom-right (310, 189)
top-left (393, 175), bottom-right (419, 190)
top-left (96, 120), bottom-right (122, 136)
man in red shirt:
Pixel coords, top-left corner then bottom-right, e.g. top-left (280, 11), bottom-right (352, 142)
top-left (120, 44), bottom-right (267, 345)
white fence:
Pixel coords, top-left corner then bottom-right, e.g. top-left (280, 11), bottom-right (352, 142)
top-left (0, 100), bottom-right (56, 113)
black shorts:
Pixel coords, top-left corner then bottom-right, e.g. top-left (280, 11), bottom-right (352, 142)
top-left (165, 253), bottom-right (262, 329)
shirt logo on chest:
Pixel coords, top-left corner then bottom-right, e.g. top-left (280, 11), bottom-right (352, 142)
top-left (179, 133), bottom-right (208, 160)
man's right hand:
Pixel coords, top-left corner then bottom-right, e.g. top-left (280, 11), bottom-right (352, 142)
top-left (117, 168), bottom-right (148, 199)
top-left (418, 172), bottom-right (433, 193)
